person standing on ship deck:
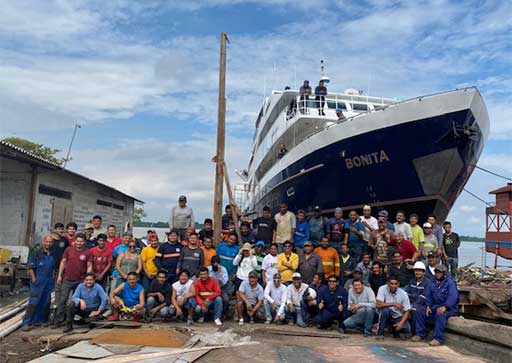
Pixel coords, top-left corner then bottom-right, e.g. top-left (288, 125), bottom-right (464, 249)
top-left (315, 80), bottom-right (327, 116)
top-left (170, 195), bottom-right (195, 241)
top-left (299, 80), bottom-right (311, 113)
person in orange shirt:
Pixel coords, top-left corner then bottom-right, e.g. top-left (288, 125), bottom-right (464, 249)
top-left (201, 237), bottom-right (217, 268)
top-left (314, 237), bottom-right (340, 279)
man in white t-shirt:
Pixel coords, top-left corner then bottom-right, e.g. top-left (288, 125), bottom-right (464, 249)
top-left (393, 211), bottom-right (413, 240)
top-left (262, 243), bottom-right (279, 286)
top-left (274, 202), bottom-right (296, 248)
top-left (263, 273), bottom-right (287, 323)
top-left (171, 270), bottom-right (195, 323)
top-left (360, 205), bottom-right (378, 242)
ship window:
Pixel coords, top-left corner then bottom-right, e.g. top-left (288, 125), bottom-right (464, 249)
top-left (326, 101), bottom-right (347, 110)
top-left (352, 103), bottom-right (369, 111)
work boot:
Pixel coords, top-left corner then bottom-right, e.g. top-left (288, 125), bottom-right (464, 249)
top-left (21, 325), bottom-right (32, 332)
top-left (411, 335), bottom-right (423, 342)
top-left (107, 313), bottom-right (119, 321)
top-left (429, 339), bottom-right (442, 346)
top-left (62, 324), bottom-right (73, 333)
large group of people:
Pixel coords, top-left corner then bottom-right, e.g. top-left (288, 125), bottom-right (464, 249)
top-left (22, 196), bottom-right (461, 346)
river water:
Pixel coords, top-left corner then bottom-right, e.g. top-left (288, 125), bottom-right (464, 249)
top-left (133, 227), bottom-right (511, 269)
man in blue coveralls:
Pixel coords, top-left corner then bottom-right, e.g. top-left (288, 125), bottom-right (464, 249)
top-left (411, 264), bottom-right (459, 346)
top-left (22, 235), bottom-right (55, 330)
top-left (405, 261), bottom-right (431, 335)
top-left (316, 275), bottom-right (348, 332)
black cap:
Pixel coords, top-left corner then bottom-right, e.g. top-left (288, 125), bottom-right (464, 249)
top-left (427, 251), bottom-right (436, 258)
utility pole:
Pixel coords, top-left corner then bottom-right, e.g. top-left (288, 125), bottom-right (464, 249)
top-left (63, 123), bottom-right (81, 168)
top-left (213, 32), bottom-right (228, 246)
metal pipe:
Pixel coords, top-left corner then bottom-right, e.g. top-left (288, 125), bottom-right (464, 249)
top-left (0, 304), bottom-right (26, 323)
top-left (0, 319), bottom-right (23, 338)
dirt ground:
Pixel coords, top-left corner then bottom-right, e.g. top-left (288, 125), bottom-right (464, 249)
top-left (0, 320), bottom-right (489, 363)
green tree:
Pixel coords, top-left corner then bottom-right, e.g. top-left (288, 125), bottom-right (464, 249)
top-left (2, 137), bottom-right (64, 166)
top-left (133, 206), bottom-right (147, 224)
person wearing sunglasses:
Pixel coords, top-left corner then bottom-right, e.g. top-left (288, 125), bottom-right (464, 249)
top-left (316, 275), bottom-right (348, 332)
top-left (116, 241), bottom-right (142, 288)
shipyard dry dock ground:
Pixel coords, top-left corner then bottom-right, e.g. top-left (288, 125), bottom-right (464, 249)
top-left (1, 318), bottom-right (510, 363)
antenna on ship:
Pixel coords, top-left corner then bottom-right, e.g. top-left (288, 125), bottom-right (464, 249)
top-left (320, 60), bottom-right (330, 84)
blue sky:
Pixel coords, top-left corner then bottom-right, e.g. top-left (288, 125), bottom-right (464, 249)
top-left (1, 0), bottom-right (510, 236)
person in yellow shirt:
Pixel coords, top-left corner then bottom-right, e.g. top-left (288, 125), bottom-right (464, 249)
top-left (201, 237), bottom-right (217, 267)
top-left (277, 241), bottom-right (299, 284)
top-left (140, 232), bottom-right (160, 291)
top-left (409, 214), bottom-right (424, 251)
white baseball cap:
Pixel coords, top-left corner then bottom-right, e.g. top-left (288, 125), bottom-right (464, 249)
top-left (413, 261), bottom-right (426, 270)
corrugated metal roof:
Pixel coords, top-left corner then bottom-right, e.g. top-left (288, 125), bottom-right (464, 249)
top-left (1, 140), bottom-right (143, 203)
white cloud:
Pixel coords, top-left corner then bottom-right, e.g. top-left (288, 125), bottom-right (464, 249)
top-left (67, 135), bottom-right (250, 223)
top-left (468, 216), bottom-right (482, 224)
top-left (1, 0), bottom-right (511, 138)
top-left (479, 153), bottom-right (512, 175)
top-left (459, 205), bottom-right (478, 212)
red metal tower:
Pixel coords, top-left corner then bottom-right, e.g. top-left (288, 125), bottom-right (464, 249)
top-left (485, 183), bottom-right (512, 265)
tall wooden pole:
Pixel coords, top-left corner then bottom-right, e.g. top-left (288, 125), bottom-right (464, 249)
top-left (213, 32), bottom-right (228, 246)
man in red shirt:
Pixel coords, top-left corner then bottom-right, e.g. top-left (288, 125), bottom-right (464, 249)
top-left (192, 267), bottom-right (222, 326)
top-left (106, 225), bottom-right (122, 252)
top-left (55, 233), bottom-right (92, 325)
top-left (393, 232), bottom-right (418, 261)
top-left (91, 234), bottom-right (113, 289)
top-left (65, 222), bottom-right (77, 246)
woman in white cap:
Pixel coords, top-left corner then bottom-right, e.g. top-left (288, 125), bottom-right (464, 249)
top-left (233, 243), bottom-right (258, 291)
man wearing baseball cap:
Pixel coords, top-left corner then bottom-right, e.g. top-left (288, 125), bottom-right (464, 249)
top-left (404, 261), bottom-right (431, 336)
top-left (326, 207), bottom-right (346, 250)
top-left (169, 195), bottom-right (195, 241)
top-left (412, 264), bottom-right (459, 346)
top-left (377, 210), bottom-right (395, 232)
top-left (425, 251), bottom-right (439, 281)
top-left (283, 272), bottom-right (310, 327)
top-left (317, 275), bottom-right (348, 332)
top-left (421, 222), bottom-right (438, 258)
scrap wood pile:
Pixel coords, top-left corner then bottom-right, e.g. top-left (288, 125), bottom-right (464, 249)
top-left (457, 263), bottom-right (512, 288)
top-left (457, 264), bottom-right (512, 310)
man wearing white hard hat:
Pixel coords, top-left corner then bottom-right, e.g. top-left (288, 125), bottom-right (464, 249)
top-left (404, 261), bottom-right (432, 336)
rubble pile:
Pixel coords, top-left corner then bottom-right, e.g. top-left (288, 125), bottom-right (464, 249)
top-left (457, 265), bottom-right (512, 288)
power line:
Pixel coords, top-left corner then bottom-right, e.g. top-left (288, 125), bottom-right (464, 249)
top-left (463, 188), bottom-right (510, 215)
top-left (473, 165), bottom-right (511, 181)
top-left (463, 188), bottom-right (491, 206)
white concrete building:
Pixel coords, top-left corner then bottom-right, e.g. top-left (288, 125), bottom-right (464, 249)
top-left (0, 141), bottom-right (142, 246)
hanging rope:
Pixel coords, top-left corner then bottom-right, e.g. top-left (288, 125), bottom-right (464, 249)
top-left (473, 165), bottom-right (511, 181)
